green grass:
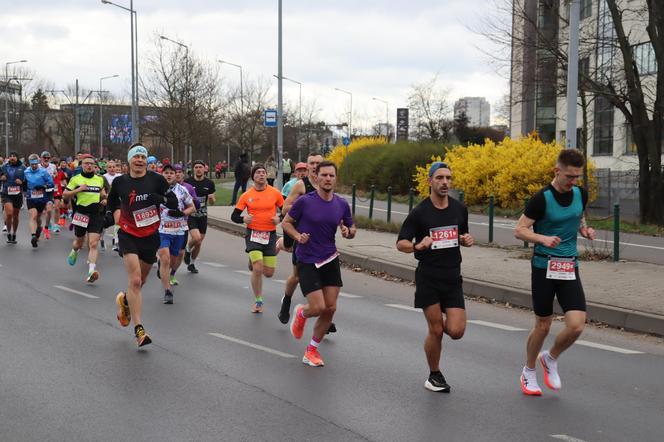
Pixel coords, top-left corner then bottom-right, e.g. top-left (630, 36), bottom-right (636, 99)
top-left (588, 217), bottom-right (664, 236)
top-left (353, 215), bottom-right (402, 234)
top-left (211, 187), bottom-right (233, 206)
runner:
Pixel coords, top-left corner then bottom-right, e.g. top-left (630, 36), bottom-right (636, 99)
top-left (231, 163), bottom-right (284, 313)
top-left (514, 149), bottom-right (595, 396)
top-left (107, 144), bottom-right (178, 347)
top-left (282, 160), bottom-right (355, 367)
top-left (24, 154), bottom-right (54, 248)
top-left (0, 152), bottom-right (26, 244)
top-left (63, 154), bottom-right (107, 283)
top-left (396, 161), bottom-right (474, 392)
top-left (184, 160), bottom-right (216, 274)
top-left (39, 151), bottom-right (58, 238)
top-left (54, 159), bottom-right (70, 228)
top-left (102, 159), bottom-right (122, 251)
top-left (157, 163), bottom-right (195, 304)
top-left (280, 161), bottom-right (307, 199)
top-left (171, 164), bottom-right (199, 284)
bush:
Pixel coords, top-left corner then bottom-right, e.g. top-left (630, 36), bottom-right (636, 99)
top-left (413, 134), bottom-right (597, 209)
top-left (327, 136), bottom-right (387, 169)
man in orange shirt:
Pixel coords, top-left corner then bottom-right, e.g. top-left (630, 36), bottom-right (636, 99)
top-left (231, 163), bottom-right (284, 313)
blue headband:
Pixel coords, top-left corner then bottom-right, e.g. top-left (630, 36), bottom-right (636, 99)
top-left (127, 145), bottom-right (148, 162)
top-left (428, 161), bottom-right (450, 177)
top-left (29, 159), bottom-right (40, 165)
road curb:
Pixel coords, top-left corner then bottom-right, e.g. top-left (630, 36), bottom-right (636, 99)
top-left (207, 215), bottom-right (664, 337)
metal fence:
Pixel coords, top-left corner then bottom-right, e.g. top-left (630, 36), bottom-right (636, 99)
top-left (589, 168), bottom-right (640, 221)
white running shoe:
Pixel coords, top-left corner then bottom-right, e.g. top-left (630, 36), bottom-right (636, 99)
top-left (539, 351), bottom-right (561, 390)
top-left (520, 367), bottom-right (542, 396)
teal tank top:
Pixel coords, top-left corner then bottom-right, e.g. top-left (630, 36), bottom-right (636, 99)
top-left (532, 186), bottom-right (583, 269)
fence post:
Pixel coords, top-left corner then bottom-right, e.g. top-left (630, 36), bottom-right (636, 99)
top-left (408, 188), bottom-right (414, 213)
top-left (387, 186), bottom-right (392, 223)
top-left (351, 184), bottom-right (356, 216)
top-left (488, 195), bottom-right (494, 243)
top-left (369, 185), bottom-right (375, 220)
top-left (459, 190), bottom-right (465, 205)
top-left (613, 203), bottom-right (620, 262)
top-left (523, 197), bottom-right (530, 248)
top-left (607, 169), bottom-right (612, 217)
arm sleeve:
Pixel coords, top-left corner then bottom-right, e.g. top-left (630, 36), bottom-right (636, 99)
top-left (107, 178), bottom-right (120, 212)
top-left (231, 208), bottom-right (244, 224)
top-left (397, 209), bottom-right (419, 242)
top-left (524, 192), bottom-right (546, 221)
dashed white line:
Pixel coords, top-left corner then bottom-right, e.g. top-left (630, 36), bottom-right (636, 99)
top-left (201, 261), bottom-right (227, 268)
top-left (234, 270), bottom-right (253, 276)
top-left (575, 340), bottom-right (644, 355)
top-left (385, 303), bottom-right (419, 312)
top-left (340, 292), bottom-right (363, 299)
top-left (550, 434), bottom-right (588, 442)
top-left (53, 285), bottom-right (99, 299)
top-left (467, 320), bottom-right (526, 331)
top-left (208, 333), bottom-right (296, 358)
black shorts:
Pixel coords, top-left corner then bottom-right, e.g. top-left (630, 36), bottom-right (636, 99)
top-left (73, 212), bottom-right (104, 238)
top-left (297, 257), bottom-right (343, 296)
top-left (26, 199), bottom-right (48, 213)
top-left (118, 229), bottom-right (160, 264)
top-left (414, 267), bottom-right (465, 310)
top-left (531, 266), bottom-right (586, 317)
top-left (244, 229), bottom-right (277, 256)
top-left (1, 195), bottom-right (23, 209)
top-left (53, 195), bottom-right (63, 200)
top-left (187, 215), bottom-right (208, 234)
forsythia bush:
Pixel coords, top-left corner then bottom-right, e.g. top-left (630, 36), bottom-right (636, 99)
top-left (414, 134), bottom-right (597, 209)
top-left (327, 136), bottom-right (388, 168)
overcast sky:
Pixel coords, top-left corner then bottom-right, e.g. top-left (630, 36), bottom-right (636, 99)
top-left (2, 0), bottom-right (509, 129)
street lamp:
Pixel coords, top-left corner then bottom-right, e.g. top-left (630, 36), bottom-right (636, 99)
top-left (99, 74), bottom-right (119, 159)
top-left (334, 87), bottom-right (352, 138)
top-left (162, 35), bottom-right (190, 165)
top-left (101, 0), bottom-right (139, 142)
top-left (4, 59), bottom-right (27, 157)
top-left (372, 97), bottom-right (389, 142)
top-left (219, 59), bottom-right (244, 161)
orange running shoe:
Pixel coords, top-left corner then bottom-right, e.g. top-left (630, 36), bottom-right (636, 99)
top-left (290, 304), bottom-right (306, 339)
top-left (58, 218), bottom-right (66, 226)
top-left (43, 227), bottom-right (51, 240)
top-left (116, 291), bottom-right (131, 327)
top-left (302, 347), bottom-right (324, 367)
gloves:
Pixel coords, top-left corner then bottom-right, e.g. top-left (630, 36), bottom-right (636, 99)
top-left (103, 211), bottom-right (115, 228)
top-left (168, 209), bottom-right (185, 218)
top-left (148, 193), bottom-right (166, 206)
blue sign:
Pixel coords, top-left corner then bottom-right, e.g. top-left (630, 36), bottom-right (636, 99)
top-left (342, 136), bottom-right (351, 147)
top-left (264, 109), bottom-right (277, 127)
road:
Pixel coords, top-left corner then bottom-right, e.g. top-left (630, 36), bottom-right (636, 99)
top-left (1, 218), bottom-right (663, 441)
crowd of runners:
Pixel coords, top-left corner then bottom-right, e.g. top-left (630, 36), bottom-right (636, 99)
top-left (1, 145), bottom-right (594, 395)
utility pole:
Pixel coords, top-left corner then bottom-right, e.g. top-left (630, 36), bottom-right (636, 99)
top-left (565, 0), bottom-right (580, 149)
top-left (276, 0), bottom-right (284, 188)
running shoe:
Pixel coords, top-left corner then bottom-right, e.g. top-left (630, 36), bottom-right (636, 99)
top-left (169, 275), bottom-right (179, 286)
top-left (539, 351), bottom-right (561, 390)
top-left (302, 347), bottom-right (324, 367)
top-left (425, 372), bottom-right (451, 393)
top-left (67, 249), bottom-right (78, 266)
top-left (327, 323), bottom-right (337, 334)
top-left (520, 368), bottom-right (542, 396)
top-left (100, 239), bottom-right (105, 250)
top-left (35, 226), bottom-right (42, 239)
top-left (290, 304), bottom-right (306, 339)
top-left (9, 234), bottom-right (16, 244)
top-left (52, 224), bottom-right (61, 233)
top-left (187, 263), bottom-right (199, 274)
top-left (58, 217), bottom-right (66, 226)
top-left (112, 244), bottom-right (119, 252)
top-left (251, 301), bottom-right (264, 313)
top-left (135, 324), bottom-right (152, 347)
top-left (116, 291), bottom-right (131, 327)
top-left (278, 295), bottom-right (291, 324)
top-left (6, 233), bottom-right (11, 244)
top-left (31, 236), bottom-right (38, 248)
top-left (184, 250), bottom-right (191, 265)
top-left (163, 289), bottom-right (174, 304)
top-left (1, 225), bottom-right (6, 232)
top-left (43, 227), bottom-right (50, 240)
top-left (87, 270), bottom-right (99, 283)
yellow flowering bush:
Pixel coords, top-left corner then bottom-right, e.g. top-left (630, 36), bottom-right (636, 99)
top-left (414, 134), bottom-right (597, 208)
top-left (326, 136), bottom-right (388, 168)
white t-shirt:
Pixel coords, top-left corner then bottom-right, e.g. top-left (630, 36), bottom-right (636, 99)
top-left (103, 172), bottom-right (121, 186)
top-left (41, 163), bottom-right (57, 178)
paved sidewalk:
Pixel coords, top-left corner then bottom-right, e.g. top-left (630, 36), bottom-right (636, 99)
top-left (207, 205), bottom-right (664, 336)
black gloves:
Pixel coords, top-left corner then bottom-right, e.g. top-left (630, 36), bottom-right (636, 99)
top-left (148, 193), bottom-right (166, 206)
top-left (168, 209), bottom-right (185, 218)
top-left (103, 211), bottom-right (115, 228)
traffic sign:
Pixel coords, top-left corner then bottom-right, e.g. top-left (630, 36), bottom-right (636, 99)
top-left (342, 136), bottom-right (351, 147)
top-left (264, 109), bottom-right (277, 127)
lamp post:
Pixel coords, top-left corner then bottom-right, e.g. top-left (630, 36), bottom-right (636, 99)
top-left (372, 97), bottom-right (389, 141)
top-left (334, 87), bottom-right (352, 138)
top-left (99, 74), bottom-right (119, 159)
top-left (101, 0), bottom-right (139, 142)
top-left (4, 59), bottom-right (27, 157)
top-left (161, 35), bottom-right (190, 165)
top-left (219, 60), bottom-right (244, 161)
top-left (565, 0), bottom-right (580, 149)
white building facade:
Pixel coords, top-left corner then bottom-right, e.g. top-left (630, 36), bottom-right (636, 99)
top-left (454, 97), bottom-right (491, 127)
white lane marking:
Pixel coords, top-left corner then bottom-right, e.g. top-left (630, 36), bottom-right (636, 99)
top-left (550, 435), bottom-right (588, 442)
top-left (575, 340), bottom-right (644, 355)
top-left (208, 333), bottom-right (296, 358)
top-left (355, 204), bottom-right (408, 216)
top-left (234, 270), bottom-right (253, 276)
top-left (274, 279), bottom-right (287, 284)
top-left (467, 320), bottom-right (526, 331)
top-left (201, 261), bottom-right (227, 268)
top-left (579, 236), bottom-right (664, 251)
top-left (340, 292), bottom-right (363, 299)
top-left (53, 285), bottom-right (99, 299)
top-left (385, 303), bottom-right (419, 312)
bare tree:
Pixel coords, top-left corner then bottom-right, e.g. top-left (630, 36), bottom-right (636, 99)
top-left (407, 75), bottom-right (454, 142)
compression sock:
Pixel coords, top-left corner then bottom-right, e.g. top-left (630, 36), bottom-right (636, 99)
top-left (307, 336), bottom-right (321, 353)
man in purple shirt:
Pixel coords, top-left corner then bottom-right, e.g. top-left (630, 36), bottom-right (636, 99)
top-left (282, 160), bottom-right (356, 367)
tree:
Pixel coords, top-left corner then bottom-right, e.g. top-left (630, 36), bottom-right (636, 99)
top-left (407, 75), bottom-right (454, 142)
top-left (30, 89), bottom-right (51, 149)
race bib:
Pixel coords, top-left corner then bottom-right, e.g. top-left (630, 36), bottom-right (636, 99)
top-left (162, 220), bottom-right (183, 234)
top-left (132, 205), bottom-right (159, 228)
top-left (72, 212), bottom-right (90, 228)
top-left (546, 257), bottom-right (576, 280)
top-left (315, 252), bottom-right (339, 269)
top-left (30, 190), bottom-right (44, 199)
top-left (250, 230), bottom-right (270, 245)
top-left (7, 186), bottom-right (20, 195)
top-left (430, 225), bottom-right (459, 249)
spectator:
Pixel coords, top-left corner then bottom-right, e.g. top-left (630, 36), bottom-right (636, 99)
top-left (282, 151), bottom-right (293, 183)
top-left (231, 153), bottom-right (250, 205)
top-left (221, 160), bottom-right (228, 178)
top-left (265, 155), bottom-right (277, 186)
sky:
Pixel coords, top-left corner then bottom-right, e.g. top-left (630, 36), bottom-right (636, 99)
top-left (1, 0), bottom-right (510, 130)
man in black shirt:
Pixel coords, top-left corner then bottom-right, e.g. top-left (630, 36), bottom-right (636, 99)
top-left (397, 162), bottom-right (474, 393)
top-left (184, 160), bottom-right (216, 273)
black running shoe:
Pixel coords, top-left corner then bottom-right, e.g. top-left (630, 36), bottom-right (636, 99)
top-left (10, 234), bottom-right (16, 244)
top-left (187, 263), bottom-right (198, 274)
top-left (424, 372), bottom-right (451, 393)
top-left (31, 236), bottom-right (38, 248)
top-left (6, 234), bottom-right (11, 244)
top-left (163, 289), bottom-right (174, 304)
top-left (156, 259), bottom-right (161, 279)
top-left (35, 226), bottom-right (42, 239)
top-left (135, 324), bottom-right (152, 347)
top-left (326, 322), bottom-right (337, 334)
top-left (278, 295), bottom-right (291, 324)
top-left (184, 250), bottom-right (191, 265)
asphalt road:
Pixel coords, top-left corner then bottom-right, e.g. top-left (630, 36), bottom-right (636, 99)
top-left (1, 218), bottom-right (663, 441)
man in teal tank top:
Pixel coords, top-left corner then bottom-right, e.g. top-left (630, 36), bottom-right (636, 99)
top-left (514, 149), bottom-right (596, 396)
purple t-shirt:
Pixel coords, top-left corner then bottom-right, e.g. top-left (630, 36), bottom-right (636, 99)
top-left (288, 192), bottom-right (353, 264)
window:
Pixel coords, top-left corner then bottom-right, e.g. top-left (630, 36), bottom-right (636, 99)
top-left (632, 42), bottom-right (657, 76)
top-left (624, 124), bottom-right (637, 155)
top-left (580, 0), bottom-right (592, 20)
top-left (593, 96), bottom-right (614, 155)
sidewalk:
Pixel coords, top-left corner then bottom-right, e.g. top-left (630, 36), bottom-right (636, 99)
top-left (207, 206), bottom-right (664, 336)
